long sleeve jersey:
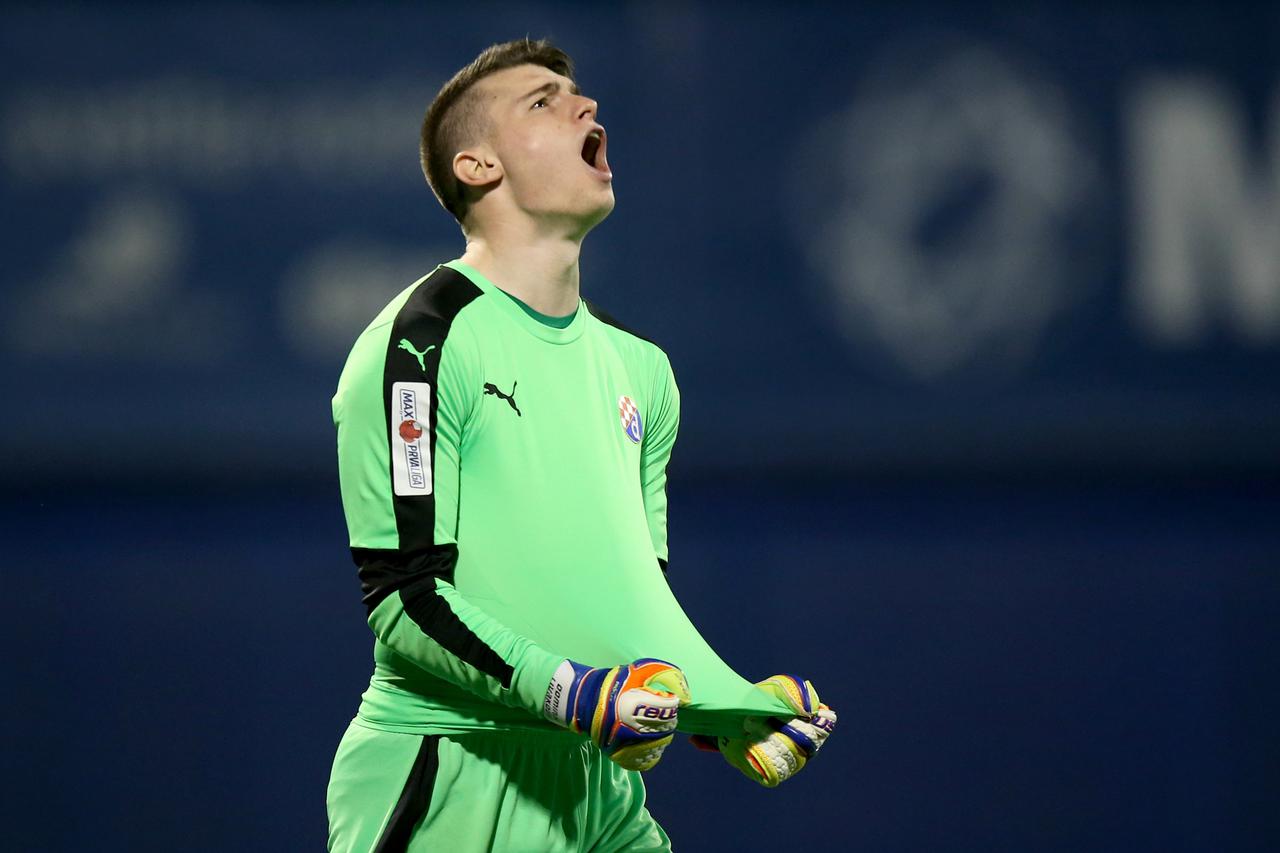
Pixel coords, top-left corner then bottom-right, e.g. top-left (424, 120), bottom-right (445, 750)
top-left (333, 259), bottom-right (678, 734)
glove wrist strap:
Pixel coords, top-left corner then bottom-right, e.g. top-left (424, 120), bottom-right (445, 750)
top-left (543, 659), bottom-right (589, 726)
top-left (545, 655), bottom-right (604, 722)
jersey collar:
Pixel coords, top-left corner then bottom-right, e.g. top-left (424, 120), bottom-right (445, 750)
top-left (444, 260), bottom-right (587, 345)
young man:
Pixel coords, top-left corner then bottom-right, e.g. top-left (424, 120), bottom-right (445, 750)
top-left (326, 39), bottom-right (836, 852)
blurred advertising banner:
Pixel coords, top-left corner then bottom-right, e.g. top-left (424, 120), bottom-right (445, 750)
top-left (3, 3), bottom-right (1278, 483)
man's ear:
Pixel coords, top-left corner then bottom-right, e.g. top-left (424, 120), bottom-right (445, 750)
top-left (453, 147), bottom-right (503, 189)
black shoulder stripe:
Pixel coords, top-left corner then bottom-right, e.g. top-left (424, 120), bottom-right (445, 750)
top-left (583, 298), bottom-right (659, 346)
top-left (404, 265), bottom-right (485, 323)
top-left (384, 266), bottom-right (483, 553)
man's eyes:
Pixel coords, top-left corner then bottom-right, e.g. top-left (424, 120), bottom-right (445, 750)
top-left (532, 97), bottom-right (549, 109)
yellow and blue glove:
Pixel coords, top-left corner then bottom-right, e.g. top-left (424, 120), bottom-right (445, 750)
top-left (544, 658), bottom-right (691, 771)
top-left (692, 674), bottom-right (837, 787)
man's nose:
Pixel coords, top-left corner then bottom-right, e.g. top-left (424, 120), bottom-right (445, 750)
top-left (577, 97), bottom-right (598, 122)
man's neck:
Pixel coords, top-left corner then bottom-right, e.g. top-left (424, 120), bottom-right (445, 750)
top-left (458, 223), bottom-right (583, 317)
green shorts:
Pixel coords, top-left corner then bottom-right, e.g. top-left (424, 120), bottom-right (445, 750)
top-left (326, 720), bottom-right (672, 852)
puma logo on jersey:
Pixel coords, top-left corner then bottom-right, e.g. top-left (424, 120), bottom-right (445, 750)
top-left (483, 381), bottom-right (522, 417)
top-left (398, 339), bottom-right (436, 373)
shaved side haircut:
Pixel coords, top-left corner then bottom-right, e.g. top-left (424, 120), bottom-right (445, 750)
top-left (420, 38), bottom-right (576, 226)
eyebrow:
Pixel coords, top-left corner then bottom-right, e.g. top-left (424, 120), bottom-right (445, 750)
top-left (518, 80), bottom-right (582, 103)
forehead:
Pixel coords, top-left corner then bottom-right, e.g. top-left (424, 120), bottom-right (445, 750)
top-left (476, 63), bottom-right (579, 103)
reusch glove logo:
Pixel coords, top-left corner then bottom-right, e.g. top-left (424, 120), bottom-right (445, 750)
top-left (634, 704), bottom-right (678, 721)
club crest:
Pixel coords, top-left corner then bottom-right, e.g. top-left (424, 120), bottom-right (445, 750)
top-left (618, 395), bottom-right (643, 444)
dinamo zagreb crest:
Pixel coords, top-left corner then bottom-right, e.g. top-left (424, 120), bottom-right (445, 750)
top-left (618, 395), bottom-right (643, 444)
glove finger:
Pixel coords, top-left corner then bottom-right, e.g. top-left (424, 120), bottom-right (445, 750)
top-left (777, 720), bottom-right (820, 757)
top-left (813, 705), bottom-right (837, 735)
top-left (716, 736), bottom-right (770, 786)
top-left (609, 731), bottom-right (675, 772)
top-left (720, 733), bottom-right (807, 787)
top-left (756, 674), bottom-right (820, 717)
top-left (749, 733), bottom-right (809, 785)
top-left (776, 704), bottom-right (837, 752)
top-left (630, 658), bottom-right (692, 704)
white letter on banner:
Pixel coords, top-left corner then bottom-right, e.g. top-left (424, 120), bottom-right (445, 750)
top-left (1127, 77), bottom-right (1280, 345)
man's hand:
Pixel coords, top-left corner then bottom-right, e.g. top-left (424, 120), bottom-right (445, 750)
top-left (694, 674), bottom-right (837, 787)
top-left (544, 658), bottom-right (691, 771)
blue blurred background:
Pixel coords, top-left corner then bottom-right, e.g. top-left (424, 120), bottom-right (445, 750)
top-left (3, 2), bottom-right (1277, 851)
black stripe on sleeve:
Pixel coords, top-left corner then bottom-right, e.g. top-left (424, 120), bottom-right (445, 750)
top-left (361, 267), bottom-right (517, 691)
top-left (354, 545), bottom-right (458, 613)
top-left (583, 298), bottom-right (660, 346)
top-left (354, 545), bottom-right (516, 689)
top-left (372, 734), bottom-right (441, 853)
top-left (383, 266), bottom-right (483, 554)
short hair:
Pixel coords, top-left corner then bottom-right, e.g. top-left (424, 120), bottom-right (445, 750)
top-left (420, 38), bottom-right (576, 226)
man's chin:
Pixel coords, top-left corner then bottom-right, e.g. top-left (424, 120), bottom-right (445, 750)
top-left (527, 189), bottom-right (615, 236)
top-left (569, 192), bottom-right (616, 235)
top-left (587, 194), bottom-right (616, 226)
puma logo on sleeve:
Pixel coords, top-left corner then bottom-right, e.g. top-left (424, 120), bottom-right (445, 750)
top-left (398, 339), bottom-right (436, 372)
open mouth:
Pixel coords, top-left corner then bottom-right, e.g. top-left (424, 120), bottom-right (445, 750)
top-left (580, 127), bottom-right (610, 176)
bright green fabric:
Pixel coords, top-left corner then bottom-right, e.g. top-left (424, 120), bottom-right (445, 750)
top-left (333, 260), bottom-right (790, 738)
top-left (327, 721), bottom-right (670, 852)
top-left (333, 273), bottom-right (562, 727)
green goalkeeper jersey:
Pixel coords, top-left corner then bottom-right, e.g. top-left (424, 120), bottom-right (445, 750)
top-left (333, 259), bottom-right (679, 735)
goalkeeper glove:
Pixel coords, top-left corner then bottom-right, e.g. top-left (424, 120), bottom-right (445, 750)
top-left (544, 657), bottom-right (691, 771)
top-left (692, 674), bottom-right (836, 787)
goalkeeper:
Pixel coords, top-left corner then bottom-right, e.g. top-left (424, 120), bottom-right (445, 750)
top-left (326, 38), bottom-right (836, 853)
